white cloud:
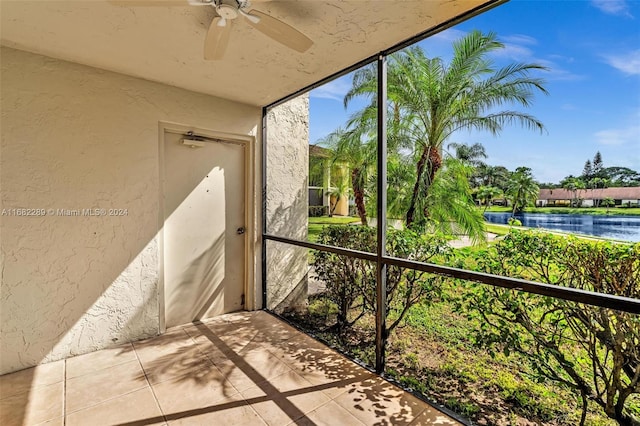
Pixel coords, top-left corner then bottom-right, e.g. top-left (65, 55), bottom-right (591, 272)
top-left (491, 47), bottom-right (584, 81)
top-left (309, 75), bottom-right (352, 102)
top-left (500, 34), bottom-right (538, 46)
top-left (491, 43), bottom-right (534, 61)
top-left (424, 31), bottom-right (583, 81)
top-left (591, 0), bottom-right (634, 17)
top-left (595, 124), bottom-right (640, 145)
top-left (536, 59), bottom-right (587, 81)
top-left (604, 49), bottom-right (640, 75)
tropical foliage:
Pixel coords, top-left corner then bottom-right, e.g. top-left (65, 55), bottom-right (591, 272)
top-left (505, 166), bottom-right (539, 215)
top-left (319, 127), bottom-right (376, 225)
top-left (330, 30), bottom-right (548, 233)
top-left (462, 231), bottom-right (640, 425)
top-left (313, 225), bottom-right (452, 335)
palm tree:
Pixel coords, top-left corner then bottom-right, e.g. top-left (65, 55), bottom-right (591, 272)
top-left (426, 157), bottom-right (486, 242)
top-left (602, 197), bottom-right (614, 213)
top-left (319, 128), bottom-right (375, 226)
top-left (506, 167), bottom-right (539, 215)
top-left (447, 142), bottom-right (488, 168)
top-left (344, 30), bottom-right (548, 229)
top-left (562, 177), bottom-right (586, 207)
top-left (326, 179), bottom-right (350, 216)
top-left (476, 185), bottom-right (502, 212)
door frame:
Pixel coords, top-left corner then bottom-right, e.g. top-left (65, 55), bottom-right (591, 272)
top-left (158, 121), bottom-right (256, 333)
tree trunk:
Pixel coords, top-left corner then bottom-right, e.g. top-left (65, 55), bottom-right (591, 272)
top-left (579, 389), bottom-right (588, 426)
top-left (352, 169), bottom-right (367, 226)
top-left (614, 392), bottom-right (640, 426)
top-left (406, 145), bottom-right (441, 227)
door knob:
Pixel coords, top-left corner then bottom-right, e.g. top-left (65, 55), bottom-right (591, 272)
top-left (236, 227), bottom-right (246, 235)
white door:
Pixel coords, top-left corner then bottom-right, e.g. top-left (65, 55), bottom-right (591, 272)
top-left (163, 130), bottom-right (245, 328)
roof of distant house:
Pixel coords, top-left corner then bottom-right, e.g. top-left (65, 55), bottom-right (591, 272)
top-left (539, 187), bottom-right (640, 200)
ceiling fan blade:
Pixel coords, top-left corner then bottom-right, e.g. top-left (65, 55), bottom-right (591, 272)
top-left (108, 0), bottom-right (208, 6)
top-left (204, 17), bottom-right (232, 60)
top-left (246, 10), bottom-right (312, 53)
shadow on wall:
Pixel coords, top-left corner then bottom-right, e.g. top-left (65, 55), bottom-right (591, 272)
top-left (166, 232), bottom-right (225, 324)
top-left (264, 93), bottom-right (310, 315)
top-left (265, 186), bottom-right (310, 313)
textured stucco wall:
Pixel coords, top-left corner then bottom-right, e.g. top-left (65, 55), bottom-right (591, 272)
top-left (0, 47), bottom-right (261, 374)
top-left (265, 96), bottom-right (309, 312)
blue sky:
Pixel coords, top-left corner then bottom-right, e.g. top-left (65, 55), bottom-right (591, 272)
top-left (308, 0), bottom-right (640, 183)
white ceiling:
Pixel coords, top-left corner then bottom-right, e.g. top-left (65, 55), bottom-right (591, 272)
top-left (1, 0), bottom-right (495, 107)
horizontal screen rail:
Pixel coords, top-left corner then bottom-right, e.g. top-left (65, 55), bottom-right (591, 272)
top-left (264, 234), bottom-right (377, 262)
top-left (383, 256), bottom-right (640, 314)
top-left (264, 234), bottom-right (640, 315)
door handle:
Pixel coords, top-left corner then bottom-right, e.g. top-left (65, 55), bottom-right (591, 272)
top-left (236, 227), bottom-right (246, 235)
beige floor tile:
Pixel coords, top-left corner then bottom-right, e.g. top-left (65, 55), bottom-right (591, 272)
top-left (66, 343), bottom-right (137, 379)
top-left (151, 367), bottom-right (240, 418)
top-left (304, 370), bottom-right (374, 400)
top-left (209, 328), bottom-right (260, 354)
top-left (0, 382), bottom-right (63, 426)
top-left (1, 312), bottom-right (458, 426)
top-left (65, 359), bottom-right (147, 413)
top-left (409, 407), bottom-right (463, 425)
top-left (240, 370), bottom-right (330, 425)
top-left (143, 348), bottom-right (215, 385)
top-left (267, 334), bottom-right (342, 371)
top-left (333, 375), bottom-right (427, 425)
top-left (0, 360), bottom-right (65, 400)
top-left (66, 386), bottom-right (165, 426)
top-left (133, 329), bottom-right (198, 366)
top-left (241, 349), bottom-right (295, 375)
top-left (181, 329), bottom-right (231, 365)
top-left (215, 351), bottom-right (293, 392)
top-left (275, 342), bottom-right (374, 399)
top-left (166, 397), bottom-right (266, 426)
top-left (34, 416), bottom-right (64, 425)
top-left (245, 313), bottom-right (300, 343)
top-left (289, 400), bottom-right (365, 426)
top-left (186, 317), bottom-right (267, 354)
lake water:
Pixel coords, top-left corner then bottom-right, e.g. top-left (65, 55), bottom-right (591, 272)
top-left (484, 212), bottom-right (640, 242)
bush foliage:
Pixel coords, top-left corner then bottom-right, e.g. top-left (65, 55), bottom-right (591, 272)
top-left (313, 225), bottom-right (451, 334)
top-left (461, 231), bottom-right (640, 425)
top-left (309, 226), bottom-right (639, 425)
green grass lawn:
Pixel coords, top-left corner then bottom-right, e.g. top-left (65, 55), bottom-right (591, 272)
top-left (485, 206), bottom-right (640, 216)
top-left (308, 215), bottom-right (360, 242)
top-left (483, 222), bottom-right (515, 236)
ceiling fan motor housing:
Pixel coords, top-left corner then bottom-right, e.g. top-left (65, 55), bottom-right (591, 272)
top-left (217, 4), bottom-right (238, 19)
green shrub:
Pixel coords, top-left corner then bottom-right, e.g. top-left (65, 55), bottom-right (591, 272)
top-left (461, 231), bottom-right (640, 425)
top-left (313, 225), bottom-right (451, 334)
top-left (314, 226), bottom-right (376, 330)
top-left (507, 217), bottom-right (522, 226)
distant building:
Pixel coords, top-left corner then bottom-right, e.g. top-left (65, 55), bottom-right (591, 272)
top-left (309, 145), bottom-right (350, 216)
top-left (537, 187), bottom-right (640, 207)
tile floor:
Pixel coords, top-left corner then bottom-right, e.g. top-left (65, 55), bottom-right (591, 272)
top-left (0, 311), bottom-right (461, 426)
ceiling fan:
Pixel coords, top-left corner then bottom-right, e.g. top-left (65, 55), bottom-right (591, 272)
top-left (110, 0), bottom-right (313, 60)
